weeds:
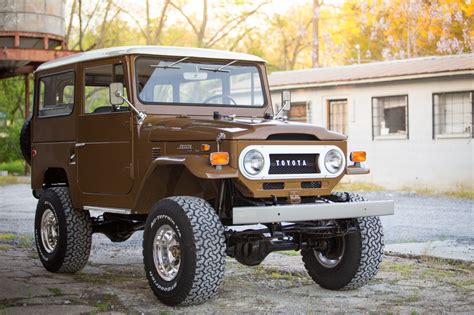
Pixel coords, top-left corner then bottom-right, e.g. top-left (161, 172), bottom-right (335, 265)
top-left (0, 176), bottom-right (30, 186)
top-left (48, 288), bottom-right (63, 297)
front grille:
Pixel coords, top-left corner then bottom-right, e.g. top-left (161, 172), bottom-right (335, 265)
top-left (151, 147), bottom-right (162, 159)
top-left (263, 182), bottom-right (285, 190)
top-left (269, 154), bottom-right (320, 175)
top-left (301, 181), bottom-right (322, 189)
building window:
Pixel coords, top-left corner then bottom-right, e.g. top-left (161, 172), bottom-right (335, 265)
top-left (372, 95), bottom-right (408, 139)
top-left (433, 91), bottom-right (473, 138)
top-left (287, 102), bottom-right (308, 123)
top-left (328, 99), bottom-right (348, 135)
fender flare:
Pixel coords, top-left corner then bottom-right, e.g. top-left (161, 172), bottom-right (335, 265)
top-left (132, 155), bottom-right (238, 211)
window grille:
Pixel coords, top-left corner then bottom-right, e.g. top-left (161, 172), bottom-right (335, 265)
top-left (433, 91), bottom-right (473, 138)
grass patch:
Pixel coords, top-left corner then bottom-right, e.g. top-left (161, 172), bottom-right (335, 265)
top-left (381, 261), bottom-right (418, 278)
top-left (420, 268), bottom-right (456, 280)
top-left (48, 287), bottom-right (63, 297)
top-left (0, 233), bottom-right (16, 241)
top-left (399, 185), bottom-right (474, 200)
top-left (0, 233), bottom-right (34, 249)
top-left (0, 176), bottom-right (30, 186)
top-left (334, 181), bottom-right (385, 192)
top-left (336, 181), bottom-right (473, 200)
top-left (278, 250), bottom-right (300, 256)
top-left (253, 265), bottom-right (310, 283)
top-left (0, 244), bottom-right (13, 251)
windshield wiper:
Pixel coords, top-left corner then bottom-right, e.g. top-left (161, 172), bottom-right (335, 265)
top-left (150, 56), bottom-right (190, 69)
top-left (200, 60), bottom-right (238, 73)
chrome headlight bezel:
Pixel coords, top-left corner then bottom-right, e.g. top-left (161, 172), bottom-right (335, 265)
top-left (243, 149), bottom-right (265, 176)
top-left (324, 149), bottom-right (344, 174)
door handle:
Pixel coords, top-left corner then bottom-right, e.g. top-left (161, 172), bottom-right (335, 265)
top-left (75, 143), bottom-right (86, 148)
top-left (69, 153), bottom-right (76, 165)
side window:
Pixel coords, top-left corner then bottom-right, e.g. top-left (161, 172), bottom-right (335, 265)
top-left (84, 63), bottom-right (128, 114)
top-left (38, 71), bottom-right (75, 117)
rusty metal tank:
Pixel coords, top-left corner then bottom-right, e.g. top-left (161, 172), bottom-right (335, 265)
top-left (0, 0), bottom-right (65, 49)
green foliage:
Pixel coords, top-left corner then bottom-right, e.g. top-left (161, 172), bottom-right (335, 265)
top-left (0, 123), bottom-right (23, 163)
top-left (0, 160), bottom-right (24, 175)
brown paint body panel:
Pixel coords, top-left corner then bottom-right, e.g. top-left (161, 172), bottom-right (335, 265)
top-left (31, 50), bottom-right (354, 215)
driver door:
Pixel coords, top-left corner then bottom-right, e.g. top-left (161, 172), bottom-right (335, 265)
top-left (76, 60), bottom-right (133, 195)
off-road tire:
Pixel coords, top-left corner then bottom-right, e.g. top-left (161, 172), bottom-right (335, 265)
top-left (301, 192), bottom-right (384, 290)
top-left (34, 187), bottom-right (92, 273)
top-left (143, 196), bottom-right (226, 306)
top-left (19, 117), bottom-right (32, 165)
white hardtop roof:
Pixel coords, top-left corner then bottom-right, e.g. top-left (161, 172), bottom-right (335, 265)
top-left (37, 45), bottom-right (266, 71)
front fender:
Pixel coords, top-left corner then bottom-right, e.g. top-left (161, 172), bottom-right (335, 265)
top-left (132, 155), bottom-right (238, 213)
top-left (153, 155), bottom-right (238, 179)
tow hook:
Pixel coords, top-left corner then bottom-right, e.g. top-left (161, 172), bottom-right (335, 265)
top-left (288, 191), bottom-right (301, 204)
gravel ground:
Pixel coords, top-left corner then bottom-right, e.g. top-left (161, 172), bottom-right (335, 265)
top-left (0, 184), bottom-right (473, 313)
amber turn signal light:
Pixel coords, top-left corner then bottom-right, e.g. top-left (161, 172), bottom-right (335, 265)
top-left (200, 144), bottom-right (211, 152)
top-left (210, 152), bottom-right (229, 166)
top-left (350, 151), bottom-right (366, 162)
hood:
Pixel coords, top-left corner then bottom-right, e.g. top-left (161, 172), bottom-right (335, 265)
top-left (144, 116), bottom-right (347, 142)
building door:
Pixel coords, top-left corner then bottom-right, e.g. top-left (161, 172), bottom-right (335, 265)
top-left (288, 102), bottom-right (308, 122)
top-left (328, 99), bottom-right (348, 135)
top-left (76, 61), bottom-right (133, 195)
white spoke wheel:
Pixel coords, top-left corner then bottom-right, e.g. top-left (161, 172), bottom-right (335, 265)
top-left (143, 196), bottom-right (226, 306)
top-left (301, 192), bottom-right (384, 290)
top-left (34, 187), bottom-right (92, 273)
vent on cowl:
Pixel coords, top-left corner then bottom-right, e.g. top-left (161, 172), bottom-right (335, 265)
top-left (151, 147), bottom-right (162, 159)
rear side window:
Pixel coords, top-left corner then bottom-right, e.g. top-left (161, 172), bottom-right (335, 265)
top-left (38, 71), bottom-right (75, 117)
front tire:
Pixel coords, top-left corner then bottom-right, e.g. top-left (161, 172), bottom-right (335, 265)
top-left (301, 192), bottom-right (384, 290)
top-left (34, 187), bottom-right (92, 273)
top-left (143, 196), bottom-right (226, 306)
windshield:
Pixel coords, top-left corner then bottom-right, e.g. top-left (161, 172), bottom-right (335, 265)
top-left (136, 58), bottom-right (265, 107)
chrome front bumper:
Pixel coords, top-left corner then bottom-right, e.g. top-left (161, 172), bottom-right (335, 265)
top-left (232, 200), bottom-right (394, 224)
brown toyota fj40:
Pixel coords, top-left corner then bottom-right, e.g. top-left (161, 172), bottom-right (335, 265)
top-left (20, 46), bottom-right (394, 306)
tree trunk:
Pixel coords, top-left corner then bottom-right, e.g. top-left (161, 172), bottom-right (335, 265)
top-left (312, 0), bottom-right (320, 68)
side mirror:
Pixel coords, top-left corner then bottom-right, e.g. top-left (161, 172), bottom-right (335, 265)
top-left (109, 82), bottom-right (124, 106)
top-left (281, 90), bottom-right (291, 111)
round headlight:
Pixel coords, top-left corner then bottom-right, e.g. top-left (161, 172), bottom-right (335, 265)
top-left (243, 149), bottom-right (265, 175)
top-left (324, 149), bottom-right (344, 174)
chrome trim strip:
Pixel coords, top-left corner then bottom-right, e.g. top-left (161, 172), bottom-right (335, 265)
top-left (83, 206), bottom-right (131, 214)
top-left (232, 200), bottom-right (394, 224)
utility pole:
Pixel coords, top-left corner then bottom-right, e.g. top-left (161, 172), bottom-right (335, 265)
top-left (312, 0), bottom-right (320, 68)
top-left (355, 44), bottom-right (361, 64)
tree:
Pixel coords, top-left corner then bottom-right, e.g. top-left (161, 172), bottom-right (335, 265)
top-left (169, 0), bottom-right (268, 48)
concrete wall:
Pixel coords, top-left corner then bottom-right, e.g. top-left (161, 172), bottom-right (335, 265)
top-left (271, 75), bottom-right (474, 190)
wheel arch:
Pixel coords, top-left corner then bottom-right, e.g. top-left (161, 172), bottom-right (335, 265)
top-left (133, 156), bottom-right (237, 213)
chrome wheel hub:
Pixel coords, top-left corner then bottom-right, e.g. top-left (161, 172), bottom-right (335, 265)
top-left (40, 208), bottom-right (59, 253)
top-left (153, 224), bottom-right (181, 281)
top-left (314, 237), bottom-right (345, 268)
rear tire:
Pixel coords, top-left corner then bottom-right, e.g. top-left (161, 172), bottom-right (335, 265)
top-left (19, 117), bottom-right (32, 165)
top-left (143, 196), bottom-right (226, 306)
top-left (301, 192), bottom-right (384, 290)
top-left (34, 187), bottom-right (92, 273)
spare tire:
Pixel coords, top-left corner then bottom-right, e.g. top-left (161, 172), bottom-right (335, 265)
top-left (19, 117), bottom-right (32, 165)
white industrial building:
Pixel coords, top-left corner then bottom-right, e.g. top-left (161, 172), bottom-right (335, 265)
top-left (269, 54), bottom-right (473, 190)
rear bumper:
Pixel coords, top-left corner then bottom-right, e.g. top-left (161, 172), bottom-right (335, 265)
top-left (232, 200), bottom-right (394, 224)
